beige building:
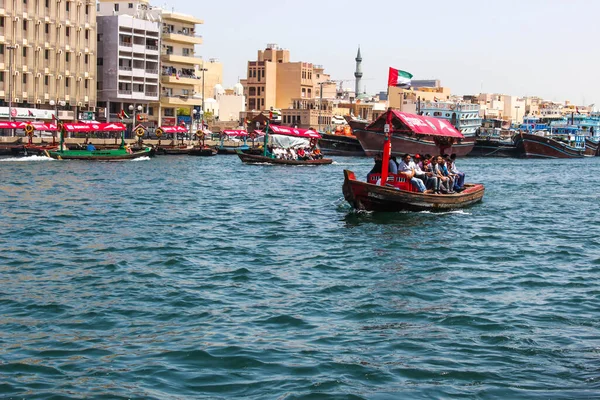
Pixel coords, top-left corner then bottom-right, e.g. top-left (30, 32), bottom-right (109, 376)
top-left (242, 44), bottom-right (328, 112)
top-left (0, 0), bottom-right (97, 121)
top-left (388, 86), bottom-right (452, 113)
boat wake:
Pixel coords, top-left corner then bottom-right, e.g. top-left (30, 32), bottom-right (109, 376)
top-left (0, 155), bottom-right (54, 162)
top-left (131, 156), bottom-right (151, 162)
top-left (417, 209), bottom-right (473, 215)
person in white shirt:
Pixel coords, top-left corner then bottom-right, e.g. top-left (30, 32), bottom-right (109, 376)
top-left (397, 154), bottom-right (428, 193)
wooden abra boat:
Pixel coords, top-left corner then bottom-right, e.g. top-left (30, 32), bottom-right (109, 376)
top-left (343, 170), bottom-right (484, 212)
top-left (342, 108), bottom-right (484, 212)
top-left (238, 123), bottom-right (333, 166)
top-left (237, 151), bottom-right (332, 165)
top-left (47, 122), bottom-right (154, 160)
top-left (189, 145), bottom-right (218, 156)
top-left (514, 132), bottom-right (586, 158)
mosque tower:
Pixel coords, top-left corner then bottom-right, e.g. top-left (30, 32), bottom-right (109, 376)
top-left (354, 47), bottom-right (363, 96)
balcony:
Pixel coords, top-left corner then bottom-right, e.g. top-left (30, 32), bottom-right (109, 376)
top-left (162, 32), bottom-right (203, 45)
top-left (160, 95), bottom-right (202, 107)
top-left (119, 41), bottom-right (133, 48)
top-left (145, 68), bottom-right (159, 75)
top-left (161, 52), bottom-right (201, 65)
top-left (119, 65), bottom-right (132, 71)
top-left (146, 45), bottom-right (159, 51)
top-left (161, 74), bottom-right (199, 86)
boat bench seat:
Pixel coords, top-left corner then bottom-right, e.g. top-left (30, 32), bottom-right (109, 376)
top-left (367, 174), bottom-right (419, 192)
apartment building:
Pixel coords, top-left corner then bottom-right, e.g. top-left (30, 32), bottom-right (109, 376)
top-left (0, 0), bottom-right (97, 120)
top-left (241, 44), bottom-right (319, 112)
top-left (96, 13), bottom-right (160, 122)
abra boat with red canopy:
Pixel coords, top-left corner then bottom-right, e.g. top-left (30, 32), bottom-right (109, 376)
top-left (343, 109), bottom-right (484, 212)
top-left (353, 110), bottom-right (475, 157)
top-left (237, 124), bottom-right (333, 165)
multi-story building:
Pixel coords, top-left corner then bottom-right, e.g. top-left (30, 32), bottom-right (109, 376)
top-left (0, 0), bottom-right (97, 121)
top-left (97, 0), bottom-right (221, 129)
top-left (96, 11), bottom-right (160, 123)
top-left (241, 44), bottom-right (322, 112)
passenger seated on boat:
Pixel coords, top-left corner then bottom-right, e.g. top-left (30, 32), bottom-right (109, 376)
top-left (433, 155), bottom-right (455, 194)
top-left (367, 153), bottom-right (383, 181)
top-left (297, 148), bottom-right (307, 160)
top-left (86, 143), bottom-right (96, 151)
top-left (413, 155), bottom-right (439, 193)
top-left (312, 148), bottom-right (323, 159)
top-left (449, 153), bottom-right (465, 190)
top-left (397, 154), bottom-right (428, 193)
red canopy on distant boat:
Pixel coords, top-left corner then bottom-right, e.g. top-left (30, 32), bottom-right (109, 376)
top-left (267, 125), bottom-right (321, 139)
top-left (160, 126), bottom-right (188, 133)
top-left (367, 110), bottom-right (465, 138)
top-left (0, 121), bottom-right (57, 131)
top-left (221, 129), bottom-right (248, 137)
top-left (63, 122), bottom-right (127, 132)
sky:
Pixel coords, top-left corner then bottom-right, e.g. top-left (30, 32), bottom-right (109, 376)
top-left (164, 0), bottom-right (600, 108)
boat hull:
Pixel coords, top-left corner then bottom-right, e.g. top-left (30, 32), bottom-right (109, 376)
top-left (354, 129), bottom-right (475, 157)
top-left (47, 147), bottom-right (153, 160)
top-left (515, 133), bottom-right (585, 159)
top-left (189, 147), bottom-right (218, 156)
top-left (237, 152), bottom-right (333, 165)
top-left (318, 133), bottom-right (366, 157)
top-left (468, 137), bottom-right (519, 157)
top-left (342, 170), bottom-right (484, 212)
top-left (156, 146), bottom-right (191, 155)
top-left (585, 138), bottom-right (599, 156)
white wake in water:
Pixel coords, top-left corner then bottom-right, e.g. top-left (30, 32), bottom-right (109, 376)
top-left (0, 155), bottom-right (54, 162)
top-left (131, 156), bottom-right (151, 162)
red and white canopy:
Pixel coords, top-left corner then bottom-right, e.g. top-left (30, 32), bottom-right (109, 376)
top-left (367, 110), bottom-right (465, 138)
top-left (221, 129), bottom-right (248, 137)
top-left (0, 121), bottom-right (57, 131)
top-left (62, 122), bottom-right (127, 132)
top-left (267, 125), bottom-right (321, 139)
top-left (160, 126), bottom-right (188, 133)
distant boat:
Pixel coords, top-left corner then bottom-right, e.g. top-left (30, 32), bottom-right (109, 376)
top-left (514, 132), bottom-right (586, 159)
top-left (47, 122), bottom-right (153, 161)
top-left (353, 110), bottom-right (474, 157)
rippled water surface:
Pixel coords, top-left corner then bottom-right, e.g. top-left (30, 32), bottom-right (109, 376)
top-left (1, 155), bottom-right (599, 399)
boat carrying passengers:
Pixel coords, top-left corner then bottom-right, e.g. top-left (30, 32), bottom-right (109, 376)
top-left (368, 153), bottom-right (466, 194)
top-left (268, 146), bottom-right (323, 160)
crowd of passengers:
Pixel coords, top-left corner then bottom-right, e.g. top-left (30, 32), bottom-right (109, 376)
top-left (368, 153), bottom-right (466, 194)
top-left (268, 146), bottom-right (323, 160)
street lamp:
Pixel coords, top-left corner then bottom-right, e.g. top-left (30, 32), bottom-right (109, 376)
top-left (129, 104), bottom-right (143, 136)
top-left (199, 67), bottom-right (208, 121)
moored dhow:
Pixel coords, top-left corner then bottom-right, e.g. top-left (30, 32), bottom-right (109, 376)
top-left (514, 131), bottom-right (586, 159)
top-left (353, 110), bottom-right (474, 157)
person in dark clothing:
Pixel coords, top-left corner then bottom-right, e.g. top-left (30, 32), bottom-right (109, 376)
top-left (367, 153), bottom-right (383, 181)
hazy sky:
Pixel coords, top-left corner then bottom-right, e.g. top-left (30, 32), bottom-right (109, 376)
top-left (164, 0), bottom-right (599, 107)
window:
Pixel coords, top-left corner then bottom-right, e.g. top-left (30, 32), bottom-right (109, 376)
top-left (65, 78), bottom-right (69, 87)
top-left (45, 23), bottom-right (49, 34)
top-left (44, 50), bottom-right (49, 59)
top-left (0, 17), bottom-right (4, 27)
top-left (45, 0), bottom-right (49, 7)
top-left (85, 5), bottom-right (89, 14)
top-left (97, 33), bottom-right (103, 42)
top-left (0, 72), bottom-right (3, 82)
top-left (97, 57), bottom-right (103, 66)
top-left (66, 27), bottom-right (70, 37)
top-left (85, 30), bottom-right (89, 40)
top-left (44, 76), bottom-right (49, 86)
top-left (164, 108), bottom-right (175, 117)
top-left (23, 74), bottom-right (27, 84)
top-left (84, 80), bottom-right (88, 89)
top-left (84, 54), bottom-right (88, 64)
top-left (65, 53), bottom-right (70, 62)
top-left (128, 3), bottom-right (133, 8)
top-left (66, 1), bottom-right (69, 11)
top-left (114, 3), bottom-right (119, 11)
top-left (0, 45), bottom-right (3, 55)
top-left (23, 20), bottom-right (27, 30)
top-left (22, 47), bottom-right (26, 57)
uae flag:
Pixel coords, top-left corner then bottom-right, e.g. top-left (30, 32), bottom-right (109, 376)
top-left (388, 68), bottom-right (413, 88)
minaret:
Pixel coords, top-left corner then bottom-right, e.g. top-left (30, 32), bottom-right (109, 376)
top-left (354, 47), bottom-right (363, 96)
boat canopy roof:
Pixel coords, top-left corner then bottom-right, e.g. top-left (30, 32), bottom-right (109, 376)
top-left (367, 110), bottom-right (464, 138)
top-left (267, 125), bottom-right (321, 139)
top-left (221, 129), bottom-right (248, 137)
top-left (63, 122), bottom-right (127, 132)
top-left (160, 126), bottom-right (188, 133)
top-left (0, 121), bottom-right (57, 131)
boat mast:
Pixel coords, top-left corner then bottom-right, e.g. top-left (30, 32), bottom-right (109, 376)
top-left (380, 108), bottom-right (393, 186)
top-left (59, 123), bottom-right (64, 152)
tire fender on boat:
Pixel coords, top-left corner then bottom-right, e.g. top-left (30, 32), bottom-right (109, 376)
top-left (135, 127), bottom-right (145, 137)
top-left (25, 124), bottom-right (35, 136)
